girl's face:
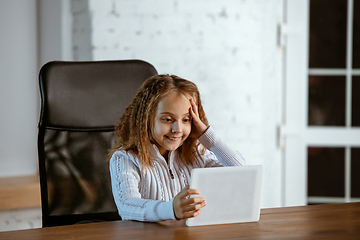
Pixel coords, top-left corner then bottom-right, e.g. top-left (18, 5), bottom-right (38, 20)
top-left (153, 91), bottom-right (192, 159)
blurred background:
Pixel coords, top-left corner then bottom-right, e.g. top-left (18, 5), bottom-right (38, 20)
top-left (0, 0), bottom-right (359, 232)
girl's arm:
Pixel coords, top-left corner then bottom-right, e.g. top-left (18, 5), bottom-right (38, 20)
top-left (109, 152), bottom-right (175, 222)
top-left (199, 126), bottom-right (248, 167)
top-left (189, 98), bottom-right (247, 167)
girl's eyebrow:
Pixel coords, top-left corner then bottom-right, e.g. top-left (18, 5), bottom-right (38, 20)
top-left (160, 111), bottom-right (190, 116)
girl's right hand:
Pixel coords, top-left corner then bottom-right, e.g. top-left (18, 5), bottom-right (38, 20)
top-left (173, 186), bottom-right (206, 220)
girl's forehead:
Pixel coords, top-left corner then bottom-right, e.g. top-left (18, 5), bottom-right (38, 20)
top-left (166, 90), bottom-right (194, 101)
top-left (156, 91), bottom-right (192, 113)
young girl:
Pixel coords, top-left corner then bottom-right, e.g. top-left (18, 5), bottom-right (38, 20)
top-left (108, 74), bottom-right (247, 222)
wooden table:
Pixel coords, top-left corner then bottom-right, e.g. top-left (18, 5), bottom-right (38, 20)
top-left (1, 202), bottom-right (359, 239)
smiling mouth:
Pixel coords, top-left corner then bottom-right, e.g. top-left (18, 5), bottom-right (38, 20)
top-left (166, 136), bottom-right (182, 141)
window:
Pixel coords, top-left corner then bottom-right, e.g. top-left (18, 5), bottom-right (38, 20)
top-left (307, 0), bottom-right (360, 204)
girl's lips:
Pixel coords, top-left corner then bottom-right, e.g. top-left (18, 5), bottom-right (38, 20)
top-left (166, 136), bottom-right (182, 141)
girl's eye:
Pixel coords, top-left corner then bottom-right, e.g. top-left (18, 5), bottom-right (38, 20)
top-left (162, 118), bottom-right (172, 122)
top-left (183, 118), bottom-right (190, 123)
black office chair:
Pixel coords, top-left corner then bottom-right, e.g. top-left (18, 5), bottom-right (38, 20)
top-left (38, 60), bottom-right (157, 227)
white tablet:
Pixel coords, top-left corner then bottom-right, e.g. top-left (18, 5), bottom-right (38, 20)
top-left (186, 165), bottom-right (264, 227)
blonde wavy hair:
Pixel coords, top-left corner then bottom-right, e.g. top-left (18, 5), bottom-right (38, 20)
top-left (107, 74), bottom-right (208, 169)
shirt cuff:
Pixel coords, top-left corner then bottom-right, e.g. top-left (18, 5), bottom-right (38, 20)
top-left (156, 198), bottom-right (177, 220)
top-left (198, 126), bottom-right (217, 150)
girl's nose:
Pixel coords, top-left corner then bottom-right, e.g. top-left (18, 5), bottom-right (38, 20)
top-left (172, 122), bottom-right (182, 133)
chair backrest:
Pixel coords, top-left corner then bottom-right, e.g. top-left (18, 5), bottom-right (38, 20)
top-left (38, 60), bottom-right (157, 227)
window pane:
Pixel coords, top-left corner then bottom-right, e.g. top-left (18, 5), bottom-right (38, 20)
top-left (352, 76), bottom-right (360, 126)
top-left (309, 0), bottom-right (347, 68)
top-left (351, 148), bottom-right (360, 198)
top-left (308, 147), bottom-right (345, 197)
top-left (308, 76), bottom-right (346, 126)
top-left (353, 0), bottom-right (360, 68)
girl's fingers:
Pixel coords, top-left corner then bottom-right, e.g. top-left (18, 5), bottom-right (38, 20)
top-left (180, 197), bottom-right (206, 219)
top-left (182, 201), bottom-right (206, 212)
top-left (173, 186), bottom-right (205, 219)
top-left (190, 99), bottom-right (199, 117)
top-left (190, 107), bottom-right (198, 125)
top-left (178, 188), bottom-right (200, 200)
top-left (189, 98), bottom-right (204, 130)
top-left (182, 197), bottom-right (204, 206)
top-left (183, 209), bottom-right (202, 219)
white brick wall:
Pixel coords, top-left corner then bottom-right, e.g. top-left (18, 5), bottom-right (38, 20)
top-left (73, 0), bottom-right (282, 208)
